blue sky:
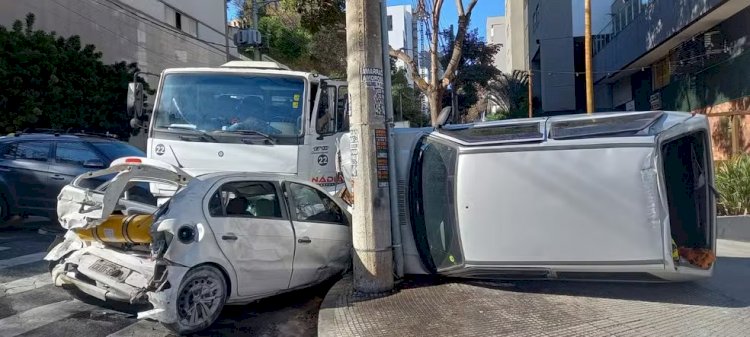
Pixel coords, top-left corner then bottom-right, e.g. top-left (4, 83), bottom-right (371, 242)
top-left (228, 1), bottom-right (505, 39)
top-left (387, 0), bottom-right (505, 39)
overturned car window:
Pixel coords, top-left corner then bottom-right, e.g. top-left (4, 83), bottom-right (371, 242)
top-left (411, 137), bottom-right (462, 272)
top-left (548, 111), bottom-right (663, 139)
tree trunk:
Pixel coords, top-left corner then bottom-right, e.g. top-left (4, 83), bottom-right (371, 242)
top-left (428, 88), bottom-right (443, 127)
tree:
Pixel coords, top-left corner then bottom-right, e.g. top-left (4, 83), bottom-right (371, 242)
top-left (485, 70), bottom-right (531, 120)
top-left (0, 13), bottom-right (151, 138)
top-left (229, 1), bottom-right (347, 77)
top-left (391, 64), bottom-right (427, 126)
top-left (390, 0), bottom-right (480, 127)
top-left (439, 27), bottom-right (501, 120)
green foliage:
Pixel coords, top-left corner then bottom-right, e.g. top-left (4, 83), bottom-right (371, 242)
top-left (715, 155), bottom-right (750, 216)
top-left (485, 70), bottom-right (531, 121)
top-left (391, 63), bottom-right (427, 127)
top-left (233, 1), bottom-right (346, 77)
top-left (280, 0), bottom-right (345, 34)
top-left (258, 16), bottom-right (310, 60)
top-left (439, 28), bottom-right (502, 118)
top-left (0, 13), bottom-right (150, 138)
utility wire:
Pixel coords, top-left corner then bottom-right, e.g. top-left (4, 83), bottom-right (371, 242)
top-left (94, 0), bottom-right (229, 56)
top-left (47, 0), bottom-right (186, 68)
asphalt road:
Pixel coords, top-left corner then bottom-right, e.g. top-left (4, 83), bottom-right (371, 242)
top-left (0, 220), bottom-right (331, 337)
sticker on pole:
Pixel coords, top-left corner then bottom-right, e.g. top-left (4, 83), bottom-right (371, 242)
top-left (375, 129), bottom-right (389, 188)
top-left (362, 67), bottom-right (385, 116)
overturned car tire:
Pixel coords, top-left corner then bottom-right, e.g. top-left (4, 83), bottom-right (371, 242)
top-left (163, 265), bottom-right (227, 335)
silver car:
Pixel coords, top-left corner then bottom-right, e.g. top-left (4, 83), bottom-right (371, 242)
top-left (45, 158), bottom-right (351, 334)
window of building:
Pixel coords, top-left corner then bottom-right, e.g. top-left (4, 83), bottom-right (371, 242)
top-left (55, 142), bottom-right (101, 166)
top-left (387, 15), bottom-right (393, 31)
top-left (165, 5), bottom-right (198, 37)
top-left (652, 56), bottom-right (672, 90)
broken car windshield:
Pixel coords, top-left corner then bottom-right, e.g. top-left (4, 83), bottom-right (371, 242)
top-left (153, 73), bottom-right (305, 138)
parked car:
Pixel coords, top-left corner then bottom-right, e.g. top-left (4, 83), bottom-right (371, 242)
top-left (0, 131), bottom-right (147, 222)
top-left (45, 157), bottom-right (352, 334)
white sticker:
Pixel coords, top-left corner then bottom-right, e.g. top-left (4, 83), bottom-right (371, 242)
top-left (103, 228), bottom-right (115, 240)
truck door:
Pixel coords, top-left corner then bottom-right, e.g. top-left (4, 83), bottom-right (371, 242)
top-left (309, 82), bottom-right (344, 193)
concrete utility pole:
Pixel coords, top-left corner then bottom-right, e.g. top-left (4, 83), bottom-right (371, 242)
top-left (584, 0), bottom-right (594, 114)
top-left (252, 0), bottom-right (261, 61)
top-left (345, 0), bottom-right (394, 293)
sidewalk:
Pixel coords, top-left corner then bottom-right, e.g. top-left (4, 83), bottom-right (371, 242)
top-left (318, 240), bottom-right (750, 337)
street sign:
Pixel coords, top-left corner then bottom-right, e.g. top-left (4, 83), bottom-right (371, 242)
top-left (233, 29), bottom-right (262, 47)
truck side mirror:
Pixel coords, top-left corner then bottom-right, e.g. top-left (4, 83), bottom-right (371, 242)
top-left (127, 82), bottom-right (144, 118)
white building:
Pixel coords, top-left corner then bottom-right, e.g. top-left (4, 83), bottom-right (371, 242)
top-left (387, 5), bottom-right (418, 85)
top-left (486, 16), bottom-right (508, 74)
top-left (504, 0), bottom-right (529, 73)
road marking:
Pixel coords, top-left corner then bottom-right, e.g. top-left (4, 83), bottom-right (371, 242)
top-left (107, 319), bottom-right (171, 337)
top-left (0, 247), bottom-right (9, 251)
top-left (0, 252), bottom-right (47, 270)
top-left (0, 300), bottom-right (95, 337)
top-left (0, 273), bottom-right (52, 297)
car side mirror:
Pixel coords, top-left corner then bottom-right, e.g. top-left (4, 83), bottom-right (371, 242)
top-left (83, 159), bottom-right (106, 168)
top-left (127, 82), bottom-right (144, 118)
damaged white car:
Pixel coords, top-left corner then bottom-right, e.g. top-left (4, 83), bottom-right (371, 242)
top-left (45, 157), bottom-right (352, 334)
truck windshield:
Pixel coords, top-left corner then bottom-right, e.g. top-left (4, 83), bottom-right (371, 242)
top-left (153, 73), bottom-right (306, 139)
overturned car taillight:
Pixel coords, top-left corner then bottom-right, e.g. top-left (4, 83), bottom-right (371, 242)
top-left (74, 214), bottom-right (154, 244)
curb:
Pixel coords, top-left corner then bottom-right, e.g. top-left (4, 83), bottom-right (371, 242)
top-left (718, 216), bottom-right (750, 242)
top-left (317, 274), bottom-right (352, 337)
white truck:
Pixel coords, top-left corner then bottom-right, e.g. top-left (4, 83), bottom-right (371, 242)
top-left (128, 61), bottom-right (349, 199)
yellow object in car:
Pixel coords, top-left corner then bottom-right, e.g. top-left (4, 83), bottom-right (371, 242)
top-left (74, 214), bottom-right (154, 244)
top-left (671, 239), bottom-right (679, 261)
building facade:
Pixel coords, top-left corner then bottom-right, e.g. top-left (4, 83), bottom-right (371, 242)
top-left (504, 0), bottom-right (530, 74)
top-left (0, 0), bottom-right (235, 88)
top-left (527, 0), bottom-right (609, 114)
top-left (387, 5), bottom-right (418, 68)
top-left (592, 0), bottom-right (750, 159)
top-left (487, 16), bottom-right (508, 74)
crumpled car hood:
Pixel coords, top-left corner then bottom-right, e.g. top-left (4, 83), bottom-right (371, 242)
top-left (57, 157), bottom-right (192, 230)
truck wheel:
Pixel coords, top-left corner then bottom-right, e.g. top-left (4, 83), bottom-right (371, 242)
top-left (163, 265), bottom-right (227, 335)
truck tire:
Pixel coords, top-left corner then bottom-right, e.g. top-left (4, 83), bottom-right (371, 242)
top-left (163, 265), bottom-right (227, 335)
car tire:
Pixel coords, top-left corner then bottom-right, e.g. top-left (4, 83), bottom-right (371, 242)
top-left (163, 265), bottom-right (227, 335)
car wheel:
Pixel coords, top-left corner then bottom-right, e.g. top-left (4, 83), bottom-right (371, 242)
top-left (163, 265), bottom-right (227, 335)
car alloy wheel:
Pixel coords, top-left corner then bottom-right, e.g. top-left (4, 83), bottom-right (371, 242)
top-left (165, 265), bottom-right (227, 334)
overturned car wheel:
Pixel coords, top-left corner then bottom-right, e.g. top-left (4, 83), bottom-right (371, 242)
top-left (164, 265), bottom-right (227, 335)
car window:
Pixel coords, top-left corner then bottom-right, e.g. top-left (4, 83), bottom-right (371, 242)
top-left (316, 86), bottom-right (336, 135)
top-left (3, 141), bottom-right (51, 162)
top-left (209, 181), bottom-right (282, 219)
top-left (288, 183), bottom-right (345, 224)
top-left (90, 142), bottom-right (145, 160)
top-left (55, 142), bottom-right (101, 166)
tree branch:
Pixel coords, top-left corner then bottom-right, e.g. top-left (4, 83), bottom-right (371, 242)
top-left (389, 48), bottom-right (430, 92)
top-left (441, 0), bottom-right (478, 89)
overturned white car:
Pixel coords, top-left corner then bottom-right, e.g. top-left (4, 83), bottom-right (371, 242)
top-left (45, 157), bottom-right (351, 334)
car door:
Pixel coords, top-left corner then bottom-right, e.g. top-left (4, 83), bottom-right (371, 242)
top-left (51, 141), bottom-right (107, 191)
top-left (0, 141), bottom-right (54, 212)
top-left (285, 181), bottom-right (351, 289)
top-left (206, 180), bottom-right (296, 297)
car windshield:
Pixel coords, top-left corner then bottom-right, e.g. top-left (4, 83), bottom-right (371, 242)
top-left (153, 73), bottom-right (306, 138)
top-left (411, 137), bottom-right (462, 272)
top-left (90, 142), bottom-right (145, 160)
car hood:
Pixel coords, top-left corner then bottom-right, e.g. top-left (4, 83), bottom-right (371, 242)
top-left (57, 157), bottom-right (192, 230)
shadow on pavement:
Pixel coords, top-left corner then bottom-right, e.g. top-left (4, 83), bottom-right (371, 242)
top-left (463, 258), bottom-right (748, 309)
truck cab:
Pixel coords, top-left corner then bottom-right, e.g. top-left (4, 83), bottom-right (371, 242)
top-left (129, 61), bottom-right (349, 199)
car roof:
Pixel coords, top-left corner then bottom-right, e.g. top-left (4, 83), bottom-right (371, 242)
top-left (194, 171), bottom-right (308, 184)
top-left (0, 133), bottom-right (124, 143)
